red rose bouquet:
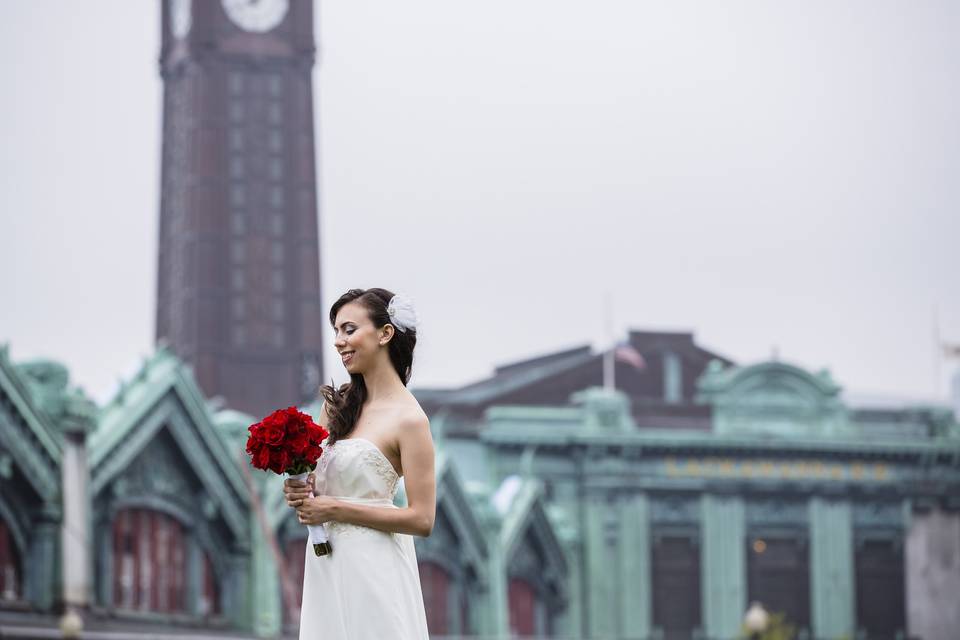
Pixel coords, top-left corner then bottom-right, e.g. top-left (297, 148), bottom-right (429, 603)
top-left (246, 406), bottom-right (332, 556)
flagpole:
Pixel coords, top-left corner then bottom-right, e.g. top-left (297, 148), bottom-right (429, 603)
top-left (603, 347), bottom-right (617, 391)
top-left (934, 302), bottom-right (941, 398)
top-left (604, 291), bottom-right (615, 391)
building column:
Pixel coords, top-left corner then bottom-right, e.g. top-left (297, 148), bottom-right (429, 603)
top-left (584, 493), bottom-right (616, 639)
top-left (553, 533), bottom-right (583, 639)
top-left (186, 533), bottom-right (203, 616)
top-left (96, 520), bottom-right (113, 607)
top-left (701, 494), bottom-right (746, 640)
top-left (225, 552), bottom-right (251, 629)
top-left (809, 497), bottom-right (854, 639)
top-left (550, 483), bottom-right (582, 639)
top-left (250, 516), bottom-right (281, 638)
top-left (449, 570), bottom-right (464, 635)
top-left (906, 507), bottom-right (960, 640)
top-left (535, 586), bottom-right (548, 637)
top-left (27, 508), bottom-right (59, 611)
top-left (61, 431), bottom-right (91, 610)
top-left (618, 493), bottom-right (652, 639)
top-left (477, 508), bottom-right (509, 637)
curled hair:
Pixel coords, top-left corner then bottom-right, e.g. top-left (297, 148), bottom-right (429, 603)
top-left (319, 288), bottom-right (417, 446)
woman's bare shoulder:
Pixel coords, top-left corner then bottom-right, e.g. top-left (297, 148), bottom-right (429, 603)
top-left (391, 396), bottom-right (430, 438)
top-left (404, 392), bottom-right (429, 421)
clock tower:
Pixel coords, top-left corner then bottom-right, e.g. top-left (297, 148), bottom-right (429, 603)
top-left (156, 0), bottom-right (325, 418)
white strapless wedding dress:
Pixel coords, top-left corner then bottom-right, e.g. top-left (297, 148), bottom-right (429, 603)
top-left (298, 436), bottom-right (429, 639)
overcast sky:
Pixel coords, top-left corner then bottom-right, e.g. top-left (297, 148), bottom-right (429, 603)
top-left (2, 1), bottom-right (958, 408)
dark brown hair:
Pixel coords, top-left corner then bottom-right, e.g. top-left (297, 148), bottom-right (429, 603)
top-left (319, 288), bottom-right (417, 446)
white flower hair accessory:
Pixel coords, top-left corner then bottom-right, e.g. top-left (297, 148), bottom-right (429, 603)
top-left (386, 293), bottom-right (419, 333)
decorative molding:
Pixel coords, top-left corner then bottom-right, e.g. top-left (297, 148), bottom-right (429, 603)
top-left (704, 360), bottom-right (848, 438)
top-left (0, 400), bottom-right (59, 500)
top-left (746, 498), bottom-right (807, 526)
top-left (0, 356), bottom-right (62, 463)
top-left (853, 500), bottom-right (905, 529)
top-left (651, 495), bottom-right (700, 525)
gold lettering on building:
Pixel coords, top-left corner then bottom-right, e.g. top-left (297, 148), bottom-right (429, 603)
top-left (661, 457), bottom-right (889, 481)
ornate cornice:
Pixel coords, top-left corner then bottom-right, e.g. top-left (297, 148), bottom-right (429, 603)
top-left (481, 427), bottom-right (960, 462)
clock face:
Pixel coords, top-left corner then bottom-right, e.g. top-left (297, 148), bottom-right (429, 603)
top-left (221, 0), bottom-right (289, 33)
top-left (170, 0), bottom-right (191, 38)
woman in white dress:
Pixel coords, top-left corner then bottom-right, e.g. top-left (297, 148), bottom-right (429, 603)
top-left (283, 288), bottom-right (435, 639)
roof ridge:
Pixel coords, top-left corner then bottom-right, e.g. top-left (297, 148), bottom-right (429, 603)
top-left (493, 344), bottom-right (592, 376)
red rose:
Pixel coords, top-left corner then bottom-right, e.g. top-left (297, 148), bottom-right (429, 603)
top-left (305, 444), bottom-right (322, 461)
top-left (252, 445), bottom-right (271, 471)
top-left (244, 430), bottom-right (260, 455)
top-left (246, 408), bottom-right (328, 475)
top-left (262, 417), bottom-right (285, 446)
top-left (308, 423), bottom-right (328, 444)
top-left (268, 447), bottom-right (290, 475)
top-left (288, 431), bottom-right (309, 456)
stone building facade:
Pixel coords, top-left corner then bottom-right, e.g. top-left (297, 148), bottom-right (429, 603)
top-left (2, 333), bottom-right (958, 640)
top-left (0, 344), bottom-right (568, 639)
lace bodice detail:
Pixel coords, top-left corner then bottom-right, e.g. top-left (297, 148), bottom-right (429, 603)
top-left (315, 437), bottom-right (400, 501)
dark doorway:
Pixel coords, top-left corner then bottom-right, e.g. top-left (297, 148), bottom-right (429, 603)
top-left (747, 536), bottom-right (810, 632)
top-left (855, 538), bottom-right (905, 640)
top-left (652, 535), bottom-right (701, 640)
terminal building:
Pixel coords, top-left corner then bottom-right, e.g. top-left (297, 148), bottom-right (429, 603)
top-left (1, 331), bottom-right (959, 640)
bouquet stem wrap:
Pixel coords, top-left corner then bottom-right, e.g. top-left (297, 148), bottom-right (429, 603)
top-left (289, 471), bottom-right (332, 557)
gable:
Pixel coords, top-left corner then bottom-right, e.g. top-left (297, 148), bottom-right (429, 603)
top-left (90, 350), bottom-right (250, 546)
top-left (435, 456), bottom-right (488, 571)
top-left (0, 346), bottom-right (62, 500)
top-left (496, 476), bottom-right (567, 589)
top-left (698, 360), bottom-right (850, 438)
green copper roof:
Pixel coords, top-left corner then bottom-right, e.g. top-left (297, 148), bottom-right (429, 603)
top-left (435, 452), bottom-right (489, 563)
top-left (493, 475), bottom-right (568, 580)
top-left (0, 344), bottom-right (63, 465)
top-left (0, 344), bottom-right (64, 501)
top-left (88, 344), bottom-right (252, 543)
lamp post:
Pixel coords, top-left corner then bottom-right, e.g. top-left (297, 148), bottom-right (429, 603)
top-left (58, 607), bottom-right (83, 638)
top-left (744, 601), bottom-right (770, 640)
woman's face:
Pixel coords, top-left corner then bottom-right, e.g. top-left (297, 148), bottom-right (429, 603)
top-left (332, 301), bottom-right (390, 374)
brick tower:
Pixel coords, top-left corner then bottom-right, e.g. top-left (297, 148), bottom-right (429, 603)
top-left (156, 0), bottom-right (324, 417)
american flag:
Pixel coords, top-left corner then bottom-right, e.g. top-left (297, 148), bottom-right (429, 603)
top-left (613, 341), bottom-right (646, 369)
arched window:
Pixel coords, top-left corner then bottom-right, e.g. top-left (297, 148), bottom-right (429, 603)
top-left (112, 508), bottom-right (189, 613)
top-left (508, 577), bottom-right (537, 636)
top-left (418, 560), bottom-right (451, 635)
top-left (0, 518), bottom-right (21, 602)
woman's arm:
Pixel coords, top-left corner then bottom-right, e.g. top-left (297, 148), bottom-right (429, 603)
top-left (294, 413), bottom-right (436, 537)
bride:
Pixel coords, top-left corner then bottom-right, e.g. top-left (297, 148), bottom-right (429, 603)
top-left (283, 288), bottom-right (435, 639)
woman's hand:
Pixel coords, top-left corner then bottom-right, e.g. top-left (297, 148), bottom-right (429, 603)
top-left (283, 472), bottom-right (316, 508)
top-left (283, 473), bottom-right (339, 525)
top-left (295, 496), bottom-right (341, 526)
